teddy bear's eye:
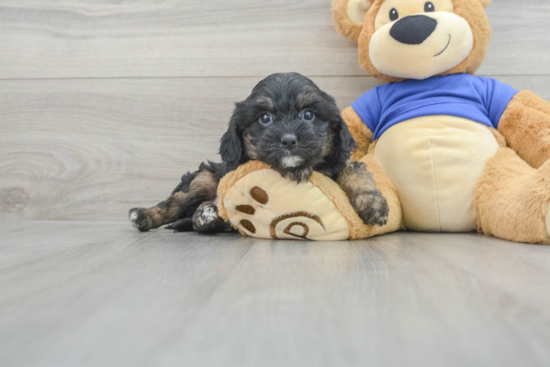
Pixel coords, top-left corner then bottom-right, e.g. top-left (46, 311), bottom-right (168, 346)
top-left (389, 8), bottom-right (399, 21)
top-left (424, 2), bottom-right (435, 12)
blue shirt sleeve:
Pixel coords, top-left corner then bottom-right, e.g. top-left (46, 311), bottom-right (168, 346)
top-left (479, 77), bottom-right (519, 128)
top-left (351, 87), bottom-right (383, 134)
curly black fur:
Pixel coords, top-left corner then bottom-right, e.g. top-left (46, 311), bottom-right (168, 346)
top-left (129, 73), bottom-right (391, 234)
top-left (220, 72), bottom-right (355, 182)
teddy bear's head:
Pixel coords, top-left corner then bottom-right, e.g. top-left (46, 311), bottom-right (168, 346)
top-left (333, 0), bottom-right (492, 83)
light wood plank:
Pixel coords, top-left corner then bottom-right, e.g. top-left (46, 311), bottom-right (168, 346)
top-left (405, 233), bottom-right (550, 307)
top-left (0, 222), bottom-right (254, 367)
top-left (2, 75), bottom-right (550, 221)
top-left (0, 221), bottom-right (134, 270)
top-left (165, 234), bottom-right (550, 367)
top-left (0, 222), bottom-right (549, 367)
top-left (0, 0), bottom-right (549, 79)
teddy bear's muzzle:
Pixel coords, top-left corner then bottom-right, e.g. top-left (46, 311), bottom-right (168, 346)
top-left (368, 11), bottom-right (473, 80)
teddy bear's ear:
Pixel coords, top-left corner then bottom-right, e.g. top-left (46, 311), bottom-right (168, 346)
top-left (332, 0), bottom-right (372, 42)
top-left (478, 0), bottom-right (492, 7)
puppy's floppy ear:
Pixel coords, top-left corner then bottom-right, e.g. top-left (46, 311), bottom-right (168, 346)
top-left (332, 0), bottom-right (372, 41)
top-left (219, 105), bottom-right (245, 164)
top-left (320, 113), bottom-right (357, 178)
top-left (319, 90), bottom-right (357, 159)
top-left (336, 115), bottom-right (356, 155)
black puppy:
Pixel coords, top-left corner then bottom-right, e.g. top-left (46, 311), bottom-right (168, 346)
top-left (129, 73), bottom-right (388, 233)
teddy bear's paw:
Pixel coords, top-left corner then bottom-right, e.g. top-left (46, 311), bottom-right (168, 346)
top-left (235, 186), bottom-right (326, 239)
top-left (192, 202), bottom-right (226, 233)
top-left (228, 185), bottom-right (329, 240)
top-left (222, 169), bottom-right (352, 240)
top-left (129, 208), bottom-right (153, 232)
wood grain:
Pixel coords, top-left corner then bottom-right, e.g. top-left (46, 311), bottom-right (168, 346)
top-left (2, 2), bottom-right (550, 365)
top-left (1, 221), bottom-right (549, 367)
top-left (2, 75), bottom-right (550, 221)
top-left (0, 0), bottom-right (549, 79)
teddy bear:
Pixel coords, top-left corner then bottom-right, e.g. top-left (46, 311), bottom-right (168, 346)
top-left (329, 0), bottom-right (550, 244)
top-left (218, 0), bottom-right (550, 244)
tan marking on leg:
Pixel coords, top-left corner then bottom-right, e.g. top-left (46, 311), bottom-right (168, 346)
top-left (138, 170), bottom-right (218, 229)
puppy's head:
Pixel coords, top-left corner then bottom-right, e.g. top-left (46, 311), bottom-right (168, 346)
top-left (220, 73), bottom-right (355, 182)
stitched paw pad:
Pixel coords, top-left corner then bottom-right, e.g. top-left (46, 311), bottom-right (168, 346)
top-left (222, 169), bottom-right (351, 241)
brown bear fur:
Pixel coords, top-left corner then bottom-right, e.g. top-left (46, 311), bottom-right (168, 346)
top-left (332, 0), bottom-right (550, 244)
top-left (499, 91), bottom-right (550, 169)
top-left (333, 0), bottom-right (492, 83)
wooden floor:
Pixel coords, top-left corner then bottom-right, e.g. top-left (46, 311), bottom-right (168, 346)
top-left (2, 1), bottom-right (550, 365)
top-left (1, 221), bottom-right (550, 367)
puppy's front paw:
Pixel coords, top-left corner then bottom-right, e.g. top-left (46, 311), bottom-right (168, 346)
top-left (192, 202), bottom-right (226, 233)
top-left (352, 190), bottom-right (389, 227)
top-left (129, 208), bottom-right (153, 232)
top-left (338, 161), bottom-right (389, 227)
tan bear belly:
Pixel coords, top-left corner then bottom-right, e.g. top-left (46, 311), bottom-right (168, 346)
top-left (373, 116), bottom-right (499, 232)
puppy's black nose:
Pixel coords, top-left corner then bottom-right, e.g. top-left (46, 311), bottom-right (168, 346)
top-left (281, 134), bottom-right (298, 150)
top-left (390, 15), bottom-right (437, 45)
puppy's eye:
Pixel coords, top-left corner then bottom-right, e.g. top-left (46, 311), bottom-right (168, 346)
top-left (424, 2), bottom-right (435, 12)
top-left (302, 110), bottom-right (315, 121)
top-left (389, 8), bottom-right (399, 21)
top-left (259, 113), bottom-right (273, 125)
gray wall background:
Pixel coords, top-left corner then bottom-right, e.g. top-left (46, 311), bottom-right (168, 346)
top-left (1, 0), bottom-right (549, 221)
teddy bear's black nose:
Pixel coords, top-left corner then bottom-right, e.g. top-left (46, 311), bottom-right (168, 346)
top-left (390, 15), bottom-right (438, 45)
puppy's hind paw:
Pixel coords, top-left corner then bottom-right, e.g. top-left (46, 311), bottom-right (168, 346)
top-left (165, 217), bottom-right (194, 232)
top-left (129, 208), bottom-right (153, 232)
top-left (192, 202), bottom-right (226, 233)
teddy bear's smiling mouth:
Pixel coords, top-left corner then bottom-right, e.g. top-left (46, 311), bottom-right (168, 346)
top-left (434, 34), bottom-right (452, 57)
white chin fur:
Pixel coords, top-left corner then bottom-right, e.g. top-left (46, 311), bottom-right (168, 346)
top-left (281, 156), bottom-right (303, 168)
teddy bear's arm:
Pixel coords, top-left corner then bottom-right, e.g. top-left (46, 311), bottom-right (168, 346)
top-left (342, 106), bottom-right (374, 161)
top-left (498, 91), bottom-right (550, 168)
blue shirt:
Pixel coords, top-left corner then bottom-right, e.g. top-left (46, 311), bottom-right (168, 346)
top-left (351, 74), bottom-right (518, 141)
